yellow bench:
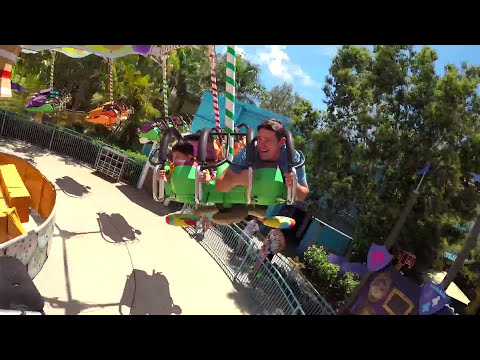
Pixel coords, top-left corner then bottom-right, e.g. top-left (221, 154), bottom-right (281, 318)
top-left (0, 164), bottom-right (31, 223)
top-left (0, 194), bottom-right (26, 244)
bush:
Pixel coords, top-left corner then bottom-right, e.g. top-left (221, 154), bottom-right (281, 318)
top-left (299, 245), bottom-right (359, 310)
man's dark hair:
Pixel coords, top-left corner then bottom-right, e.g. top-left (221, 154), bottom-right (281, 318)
top-left (257, 119), bottom-right (286, 141)
top-left (172, 140), bottom-right (194, 156)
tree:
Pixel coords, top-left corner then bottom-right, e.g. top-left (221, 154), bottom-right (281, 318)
top-left (311, 45), bottom-right (480, 281)
top-left (166, 46), bottom-right (211, 114)
top-left (290, 99), bottom-right (323, 148)
top-left (260, 82), bottom-right (304, 117)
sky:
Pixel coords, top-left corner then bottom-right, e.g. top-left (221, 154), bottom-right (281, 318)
top-left (216, 45), bottom-right (480, 111)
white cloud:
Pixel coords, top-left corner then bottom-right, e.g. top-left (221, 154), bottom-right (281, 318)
top-left (236, 46), bottom-right (246, 59)
top-left (315, 45), bottom-right (340, 58)
top-left (257, 45), bottom-right (321, 88)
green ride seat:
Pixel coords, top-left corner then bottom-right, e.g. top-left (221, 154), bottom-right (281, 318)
top-left (169, 164), bottom-right (197, 203)
top-left (25, 104), bottom-right (55, 113)
top-left (251, 167), bottom-right (287, 205)
top-left (200, 163), bottom-right (287, 206)
top-left (165, 161), bottom-right (289, 206)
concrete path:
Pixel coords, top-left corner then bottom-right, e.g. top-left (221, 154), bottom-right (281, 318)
top-left (0, 139), bottom-right (253, 315)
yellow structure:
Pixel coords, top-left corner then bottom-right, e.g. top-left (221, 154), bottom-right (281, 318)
top-left (0, 164), bottom-right (31, 223)
top-left (0, 154), bottom-right (56, 244)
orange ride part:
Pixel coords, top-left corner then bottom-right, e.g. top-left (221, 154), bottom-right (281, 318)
top-left (85, 114), bottom-right (118, 129)
top-left (0, 197), bottom-right (25, 245)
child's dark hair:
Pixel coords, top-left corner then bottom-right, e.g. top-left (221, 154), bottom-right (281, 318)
top-left (257, 119), bottom-right (286, 141)
top-left (172, 140), bottom-right (194, 156)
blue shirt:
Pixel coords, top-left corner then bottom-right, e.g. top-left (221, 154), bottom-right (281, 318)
top-left (229, 146), bottom-right (307, 186)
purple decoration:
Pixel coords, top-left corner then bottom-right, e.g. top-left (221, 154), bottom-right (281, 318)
top-left (38, 88), bottom-right (52, 95)
top-left (139, 122), bottom-right (154, 133)
top-left (340, 262), bottom-right (369, 277)
top-left (367, 244), bottom-right (393, 272)
top-left (132, 45), bottom-right (152, 55)
top-left (26, 96), bottom-right (47, 108)
top-left (327, 254), bottom-right (369, 277)
top-left (327, 253), bottom-right (346, 266)
top-left (11, 82), bottom-right (24, 93)
top-left (350, 265), bottom-right (421, 315)
top-left (435, 304), bottom-right (457, 315)
top-left (415, 163), bottom-right (430, 175)
top-left (419, 281), bottom-right (450, 315)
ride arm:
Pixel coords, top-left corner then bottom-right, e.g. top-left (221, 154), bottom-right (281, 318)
top-left (294, 181), bottom-right (309, 202)
top-left (214, 166), bottom-right (249, 192)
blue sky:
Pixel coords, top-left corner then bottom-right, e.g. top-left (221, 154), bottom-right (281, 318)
top-left (216, 45), bottom-right (480, 111)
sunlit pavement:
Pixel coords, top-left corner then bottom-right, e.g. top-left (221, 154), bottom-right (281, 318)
top-left (1, 139), bottom-right (253, 315)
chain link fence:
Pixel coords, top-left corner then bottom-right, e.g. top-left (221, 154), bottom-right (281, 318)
top-left (0, 109), bottom-right (144, 186)
top-left (185, 218), bottom-right (336, 315)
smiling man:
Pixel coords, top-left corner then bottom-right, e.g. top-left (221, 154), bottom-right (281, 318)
top-left (215, 119), bottom-right (309, 202)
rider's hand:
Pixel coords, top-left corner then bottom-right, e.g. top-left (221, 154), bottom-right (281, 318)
top-left (157, 169), bottom-right (167, 181)
top-left (285, 172), bottom-right (295, 188)
top-left (199, 170), bottom-right (212, 184)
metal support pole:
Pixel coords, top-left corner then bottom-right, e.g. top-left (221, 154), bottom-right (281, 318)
top-left (234, 242), bottom-right (255, 282)
top-left (0, 110), bottom-right (6, 138)
top-left (49, 126), bottom-right (57, 149)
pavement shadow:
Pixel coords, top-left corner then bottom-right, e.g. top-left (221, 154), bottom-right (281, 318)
top-left (55, 224), bottom-right (100, 241)
top-left (119, 269), bottom-right (182, 315)
top-left (55, 176), bottom-right (91, 198)
top-left (46, 225), bottom-right (119, 315)
top-left (91, 170), bottom-right (119, 184)
top-left (227, 282), bottom-right (255, 315)
top-left (97, 212), bottom-right (141, 244)
top-left (0, 139), bottom-right (51, 159)
top-left (116, 184), bottom-right (183, 217)
top-left (43, 296), bottom-right (120, 315)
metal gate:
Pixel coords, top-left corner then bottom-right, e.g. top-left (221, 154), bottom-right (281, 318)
top-left (95, 146), bottom-right (128, 182)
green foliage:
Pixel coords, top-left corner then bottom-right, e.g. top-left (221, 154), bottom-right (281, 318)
top-left (298, 245), bottom-right (359, 309)
top-left (313, 45), bottom-right (480, 280)
top-left (260, 82), bottom-right (304, 117)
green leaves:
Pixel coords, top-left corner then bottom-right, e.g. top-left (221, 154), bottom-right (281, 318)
top-left (300, 245), bottom-right (359, 309)
top-left (311, 45), bottom-right (480, 279)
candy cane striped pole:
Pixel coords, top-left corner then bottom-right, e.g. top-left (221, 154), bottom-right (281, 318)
top-left (162, 55), bottom-right (168, 117)
top-left (0, 45), bottom-right (21, 98)
top-left (208, 45), bottom-right (221, 130)
top-left (225, 45), bottom-right (236, 161)
top-left (108, 58), bottom-right (113, 102)
top-left (50, 50), bottom-right (56, 89)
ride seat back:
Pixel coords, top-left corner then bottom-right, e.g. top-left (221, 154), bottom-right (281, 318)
top-left (170, 163), bottom-right (196, 203)
top-left (251, 167), bottom-right (287, 205)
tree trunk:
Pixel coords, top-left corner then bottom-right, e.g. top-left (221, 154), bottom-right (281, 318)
top-left (441, 218), bottom-right (480, 289)
top-left (385, 190), bottom-right (419, 250)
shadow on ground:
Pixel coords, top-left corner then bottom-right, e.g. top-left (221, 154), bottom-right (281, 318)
top-left (116, 184), bottom-right (183, 217)
top-left (55, 176), bottom-right (91, 198)
top-left (55, 224), bottom-right (100, 241)
top-left (119, 269), bottom-right (182, 315)
top-left (227, 282), bottom-right (255, 315)
top-left (44, 224), bottom-right (119, 315)
top-left (0, 140), bottom-right (39, 165)
top-left (97, 212), bottom-right (141, 244)
top-left (0, 138), bottom-right (86, 168)
top-left (43, 296), bottom-right (120, 315)
top-left (0, 139), bottom-right (51, 158)
top-left (91, 170), bottom-right (119, 183)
